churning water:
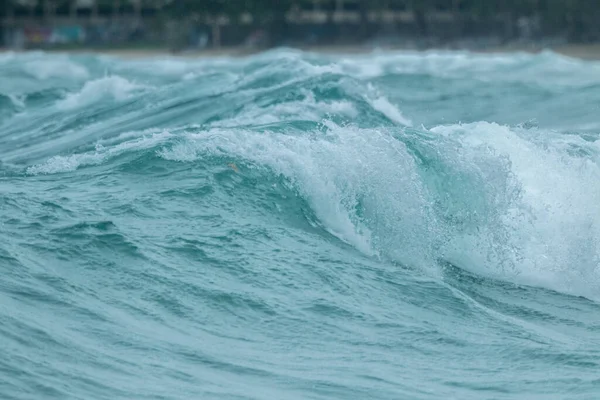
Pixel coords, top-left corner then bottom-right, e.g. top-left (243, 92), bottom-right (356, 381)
top-left (1, 48), bottom-right (600, 399)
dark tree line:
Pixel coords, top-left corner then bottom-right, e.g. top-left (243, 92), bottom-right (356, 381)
top-left (2, 0), bottom-right (600, 43)
top-left (162, 0), bottom-right (599, 43)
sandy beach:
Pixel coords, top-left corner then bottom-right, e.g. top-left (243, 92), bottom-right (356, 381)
top-left (543, 44), bottom-right (600, 60)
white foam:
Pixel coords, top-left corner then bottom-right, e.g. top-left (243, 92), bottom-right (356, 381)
top-left (56, 76), bottom-right (147, 110)
top-left (27, 130), bottom-right (172, 175)
top-left (158, 123), bottom-right (437, 269)
top-left (303, 62), bottom-right (344, 76)
top-left (209, 90), bottom-right (358, 127)
top-left (339, 57), bottom-right (385, 79)
top-left (429, 122), bottom-right (600, 299)
top-left (363, 84), bottom-right (412, 127)
top-left (157, 119), bottom-right (600, 299)
top-left (23, 58), bottom-right (89, 80)
top-left (369, 96), bottom-right (412, 126)
top-left (26, 152), bottom-right (105, 175)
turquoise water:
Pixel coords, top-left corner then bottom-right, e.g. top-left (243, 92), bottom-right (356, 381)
top-left (1, 48), bottom-right (600, 399)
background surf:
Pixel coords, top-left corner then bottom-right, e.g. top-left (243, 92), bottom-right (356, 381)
top-left (1, 48), bottom-right (600, 399)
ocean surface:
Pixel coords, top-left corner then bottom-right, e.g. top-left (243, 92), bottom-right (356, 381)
top-left (1, 48), bottom-right (600, 400)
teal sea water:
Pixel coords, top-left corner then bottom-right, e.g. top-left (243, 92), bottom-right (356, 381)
top-left (1, 48), bottom-right (600, 399)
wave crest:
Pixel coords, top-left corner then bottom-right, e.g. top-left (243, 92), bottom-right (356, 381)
top-left (56, 76), bottom-right (148, 110)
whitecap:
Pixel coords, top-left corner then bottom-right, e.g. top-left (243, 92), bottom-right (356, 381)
top-left (23, 58), bottom-right (89, 80)
top-left (56, 76), bottom-right (148, 110)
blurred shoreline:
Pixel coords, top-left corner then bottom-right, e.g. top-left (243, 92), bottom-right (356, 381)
top-left (3, 43), bottom-right (600, 60)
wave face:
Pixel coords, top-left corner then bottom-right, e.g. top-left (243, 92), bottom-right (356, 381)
top-left (1, 48), bottom-right (600, 400)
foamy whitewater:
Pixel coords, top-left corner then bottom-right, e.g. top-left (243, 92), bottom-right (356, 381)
top-left (1, 48), bottom-right (600, 400)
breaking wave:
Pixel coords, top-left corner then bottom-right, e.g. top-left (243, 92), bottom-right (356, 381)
top-left (1, 48), bottom-right (600, 400)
